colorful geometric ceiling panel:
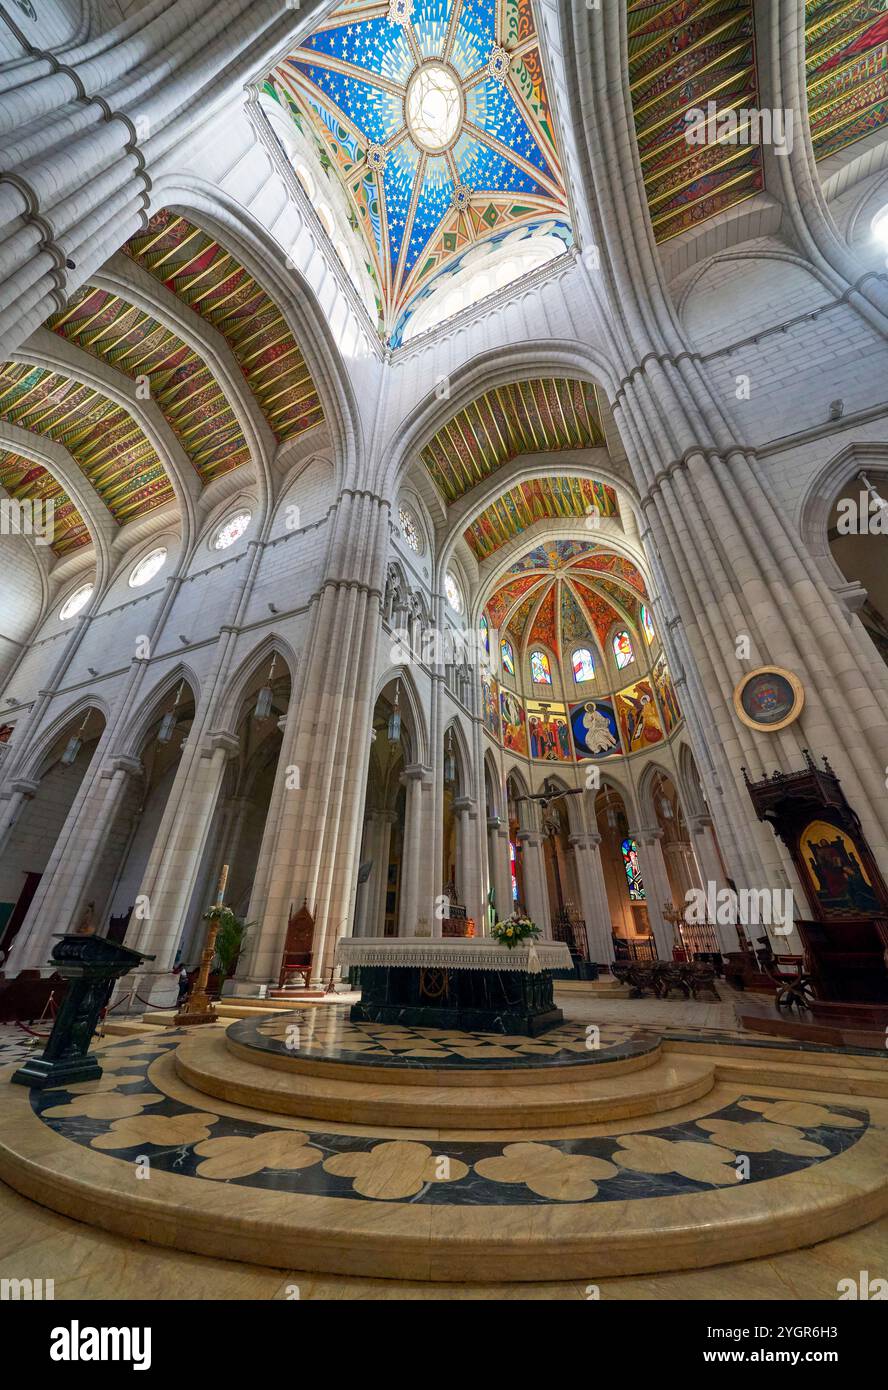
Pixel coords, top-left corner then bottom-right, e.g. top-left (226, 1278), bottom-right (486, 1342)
top-left (486, 541), bottom-right (649, 653)
top-left (269, 0), bottom-right (572, 346)
top-left (0, 450), bottom-right (89, 556)
top-left (0, 364), bottom-right (173, 525)
top-left (627, 0), bottom-right (763, 244)
top-left (124, 211), bottom-right (325, 442)
top-left (421, 378), bottom-right (604, 501)
top-left (49, 287), bottom-right (251, 485)
top-left (806, 2), bottom-right (888, 161)
top-left (464, 475), bottom-right (618, 560)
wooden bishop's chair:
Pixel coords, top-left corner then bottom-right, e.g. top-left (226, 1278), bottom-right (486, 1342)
top-left (278, 900), bottom-right (315, 989)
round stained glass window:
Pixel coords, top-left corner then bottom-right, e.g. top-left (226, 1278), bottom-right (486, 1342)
top-left (399, 503), bottom-right (421, 553)
top-left (444, 571), bottom-right (462, 613)
top-left (59, 583), bottom-right (93, 621)
top-left (128, 547), bottom-right (167, 588)
top-left (213, 511), bottom-right (251, 551)
top-left (406, 63), bottom-right (463, 153)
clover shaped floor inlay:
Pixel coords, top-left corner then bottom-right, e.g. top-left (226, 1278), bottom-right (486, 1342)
top-left (25, 1032), bottom-right (873, 1207)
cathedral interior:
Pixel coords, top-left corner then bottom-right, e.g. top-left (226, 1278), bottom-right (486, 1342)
top-left (0, 0), bottom-right (887, 1325)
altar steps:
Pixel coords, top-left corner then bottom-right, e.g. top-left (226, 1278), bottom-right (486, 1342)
top-left (173, 1030), bottom-right (716, 1129)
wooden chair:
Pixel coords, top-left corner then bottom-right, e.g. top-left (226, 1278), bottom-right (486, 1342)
top-left (278, 900), bottom-right (315, 989)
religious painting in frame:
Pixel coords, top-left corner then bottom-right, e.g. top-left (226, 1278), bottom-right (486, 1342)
top-left (798, 818), bottom-right (881, 919)
top-left (734, 666), bottom-right (804, 732)
top-left (481, 672), bottom-right (500, 741)
top-left (652, 653), bottom-right (681, 734)
top-left (569, 699), bottom-right (621, 759)
top-left (526, 701), bottom-right (571, 761)
top-left (614, 679), bottom-right (664, 753)
top-left (499, 688), bottom-right (527, 757)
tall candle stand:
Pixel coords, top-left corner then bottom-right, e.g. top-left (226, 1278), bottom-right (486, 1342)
top-left (175, 863), bottom-right (229, 1025)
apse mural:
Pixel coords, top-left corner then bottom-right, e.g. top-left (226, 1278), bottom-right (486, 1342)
top-left (526, 701), bottom-right (571, 762)
top-left (614, 679), bottom-right (664, 753)
top-left (269, 0), bottom-right (574, 346)
top-left (569, 700), bottom-right (621, 760)
top-left (500, 688), bottom-right (527, 756)
top-left (653, 653), bottom-right (681, 735)
top-left (482, 672), bottom-right (500, 740)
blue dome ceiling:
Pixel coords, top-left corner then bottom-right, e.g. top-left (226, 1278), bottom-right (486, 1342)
top-left (266, 0), bottom-right (573, 346)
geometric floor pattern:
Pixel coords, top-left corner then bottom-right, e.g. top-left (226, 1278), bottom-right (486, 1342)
top-left (25, 1031), bottom-right (872, 1206)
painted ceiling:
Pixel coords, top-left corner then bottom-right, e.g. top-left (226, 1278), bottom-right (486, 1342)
top-left (269, 0), bottom-right (572, 347)
top-left (806, 2), bottom-right (888, 161)
top-left (0, 363), bottom-right (174, 525)
top-left (124, 210), bottom-right (325, 442)
top-left (627, 0), bottom-right (762, 244)
top-left (421, 377), bottom-right (604, 501)
top-left (464, 475), bottom-right (618, 561)
top-left (49, 288), bottom-right (251, 486)
top-left (0, 449), bottom-right (88, 556)
top-left (484, 539), bottom-right (649, 656)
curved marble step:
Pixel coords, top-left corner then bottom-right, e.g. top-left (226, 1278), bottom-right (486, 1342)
top-left (2, 1065), bottom-right (886, 1283)
top-left (174, 1031), bottom-right (716, 1128)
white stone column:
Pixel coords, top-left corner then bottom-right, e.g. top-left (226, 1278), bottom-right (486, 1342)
top-left (372, 810), bottom-right (397, 947)
top-left (122, 731), bottom-right (240, 1004)
top-left (453, 795), bottom-right (483, 933)
top-left (0, 778), bottom-right (38, 857)
top-left (7, 756), bottom-right (143, 972)
top-left (487, 815), bottom-right (512, 930)
top-left (689, 813), bottom-right (738, 953)
top-left (517, 828), bottom-right (551, 939)
top-left (398, 765), bottom-right (426, 936)
top-left (568, 831), bottom-right (614, 965)
top-left (632, 828), bottom-right (674, 961)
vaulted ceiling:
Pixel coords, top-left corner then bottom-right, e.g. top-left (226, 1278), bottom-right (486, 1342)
top-left (805, 2), bottom-right (888, 161)
top-left (268, 0), bottom-right (572, 346)
top-left (484, 540), bottom-right (650, 656)
top-left (421, 377), bottom-right (605, 502)
top-left (465, 476), bottom-right (618, 561)
top-left (0, 450), bottom-right (88, 556)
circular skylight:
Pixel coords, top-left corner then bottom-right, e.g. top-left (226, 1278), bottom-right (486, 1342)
top-left (59, 583), bottom-right (93, 621)
top-left (406, 63), bottom-right (462, 153)
top-left (128, 547), bottom-right (167, 588)
top-left (444, 571), bottom-right (463, 613)
top-left (213, 510), bottom-right (251, 550)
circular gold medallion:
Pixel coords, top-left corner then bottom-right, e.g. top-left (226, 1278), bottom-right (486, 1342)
top-left (733, 666), bottom-right (804, 732)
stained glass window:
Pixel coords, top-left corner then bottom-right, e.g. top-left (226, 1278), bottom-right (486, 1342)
top-left (398, 503), bottom-right (420, 553)
top-left (640, 604), bottom-right (655, 645)
top-left (613, 630), bottom-right (634, 669)
top-left (128, 548), bottom-right (167, 588)
top-left (445, 571), bottom-right (462, 613)
top-left (572, 647), bottom-right (595, 683)
top-left (59, 583), bottom-right (93, 621)
top-left (510, 840), bottom-right (518, 901)
top-left (479, 614), bottom-right (489, 656)
top-left (500, 639), bottom-right (515, 676)
top-left (621, 837), bottom-right (645, 901)
top-left (213, 510), bottom-right (251, 550)
top-left (530, 650), bottom-right (552, 684)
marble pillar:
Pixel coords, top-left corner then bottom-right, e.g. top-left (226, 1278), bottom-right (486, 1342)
top-left (568, 831), bottom-right (614, 965)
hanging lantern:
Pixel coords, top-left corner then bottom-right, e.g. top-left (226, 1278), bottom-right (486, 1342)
top-left (387, 679), bottom-right (402, 744)
top-left (61, 712), bottom-right (90, 766)
top-left (157, 680), bottom-right (185, 744)
top-left (443, 728), bottom-right (455, 783)
top-left (254, 654), bottom-right (278, 720)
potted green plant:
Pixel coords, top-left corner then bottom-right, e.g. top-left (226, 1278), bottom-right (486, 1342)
top-left (203, 905), bottom-right (252, 996)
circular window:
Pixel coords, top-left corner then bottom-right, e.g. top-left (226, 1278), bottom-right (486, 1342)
top-left (444, 571), bottom-right (463, 613)
top-left (128, 547), bottom-right (167, 588)
top-left (212, 510), bottom-right (251, 551)
top-left (398, 502), bottom-right (422, 553)
top-left (59, 583), bottom-right (93, 621)
top-left (406, 63), bottom-right (463, 153)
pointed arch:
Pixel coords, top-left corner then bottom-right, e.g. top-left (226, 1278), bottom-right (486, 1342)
top-left (217, 634), bottom-right (299, 735)
top-left (121, 664), bottom-right (201, 760)
top-left (21, 696), bottom-right (109, 783)
top-left (374, 664), bottom-right (429, 768)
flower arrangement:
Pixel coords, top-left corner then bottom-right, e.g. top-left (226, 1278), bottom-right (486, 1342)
top-left (491, 913), bottom-right (541, 949)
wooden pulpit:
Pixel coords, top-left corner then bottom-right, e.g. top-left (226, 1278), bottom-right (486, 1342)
top-left (278, 899), bottom-right (315, 988)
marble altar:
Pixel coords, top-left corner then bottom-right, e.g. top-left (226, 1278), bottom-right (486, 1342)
top-left (336, 936), bottom-right (572, 1035)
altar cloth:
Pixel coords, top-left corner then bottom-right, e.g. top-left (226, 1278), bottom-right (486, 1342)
top-left (336, 935), bottom-right (573, 973)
